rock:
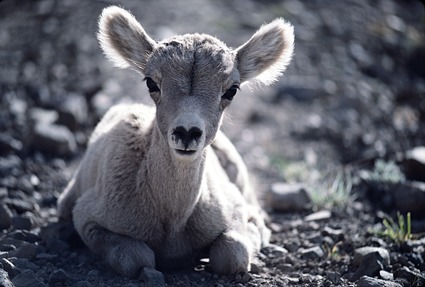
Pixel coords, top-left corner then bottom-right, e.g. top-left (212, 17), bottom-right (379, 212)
top-left (11, 270), bottom-right (47, 287)
top-left (9, 242), bottom-right (39, 259)
top-left (0, 155), bottom-right (21, 177)
top-left (0, 134), bottom-right (22, 155)
top-left (304, 210), bottom-right (332, 221)
top-left (11, 215), bottom-right (34, 230)
top-left (0, 258), bottom-right (21, 279)
top-left (403, 146), bottom-right (425, 182)
top-left (263, 244), bottom-right (289, 258)
top-left (379, 270), bottom-right (394, 281)
top-left (393, 266), bottom-right (425, 285)
top-left (353, 247), bottom-right (390, 267)
top-left (326, 271), bottom-right (340, 284)
top-left (357, 276), bottom-right (402, 287)
top-left (29, 108), bottom-right (58, 125)
top-left (138, 267), bottom-right (165, 285)
top-left (300, 246), bottom-right (324, 259)
top-left (32, 123), bottom-right (77, 156)
top-left (267, 183), bottom-right (311, 212)
top-left (9, 230), bottom-right (39, 243)
top-left (9, 258), bottom-right (40, 271)
top-left (351, 251), bottom-right (386, 280)
top-left (74, 281), bottom-right (91, 287)
top-left (48, 268), bottom-right (69, 284)
top-left (5, 198), bottom-right (36, 213)
top-left (0, 269), bottom-right (14, 287)
top-left (57, 93), bottom-right (88, 131)
top-left (0, 203), bottom-right (13, 230)
top-left (322, 226), bottom-right (344, 242)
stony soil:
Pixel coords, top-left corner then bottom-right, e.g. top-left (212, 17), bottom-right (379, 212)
top-left (0, 0), bottom-right (424, 286)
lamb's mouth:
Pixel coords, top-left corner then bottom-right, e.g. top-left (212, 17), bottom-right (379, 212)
top-left (174, 149), bottom-right (197, 156)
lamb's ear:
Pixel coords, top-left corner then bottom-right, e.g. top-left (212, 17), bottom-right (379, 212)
top-left (236, 19), bottom-right (294, 85)
top-left (97, 6), bottom-right (156, 71)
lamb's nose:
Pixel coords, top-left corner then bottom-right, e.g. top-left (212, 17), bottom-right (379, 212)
top-left (172, 126), bottom-right (203, 149)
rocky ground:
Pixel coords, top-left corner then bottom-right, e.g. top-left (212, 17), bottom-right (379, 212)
top-left (0, 0), bottom-right (425, 286)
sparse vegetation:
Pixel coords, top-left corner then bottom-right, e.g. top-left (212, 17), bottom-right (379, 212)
top-left (367, 160), bottom-right (405, 183)
top-left (373, 212), bottom-right (412, 244)
top-left (309, 171), bottom-right (354, 209)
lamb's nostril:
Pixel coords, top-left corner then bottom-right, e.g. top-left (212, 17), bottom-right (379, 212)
top-left (188, 127), bottom-right (203, 142)
top-left (172, 126), bottom-right (203, 149)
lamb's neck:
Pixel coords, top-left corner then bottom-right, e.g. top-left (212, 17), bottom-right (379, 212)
top-left (145, 124), bottom-right (206, 226)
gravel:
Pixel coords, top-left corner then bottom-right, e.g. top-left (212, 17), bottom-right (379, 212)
top-left (0, 0), bottom-right (424, 286)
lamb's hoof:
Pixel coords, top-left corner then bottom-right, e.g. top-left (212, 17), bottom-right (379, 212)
top-left (209, 230), bottom-right (250, 275)
top-left (106, 240), bottom-right (156, 278)
top-left (138, 267), bottom-right (165, 285)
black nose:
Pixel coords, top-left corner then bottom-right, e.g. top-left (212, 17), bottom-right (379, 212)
top-left (172, 126), bottom-right (203, 149)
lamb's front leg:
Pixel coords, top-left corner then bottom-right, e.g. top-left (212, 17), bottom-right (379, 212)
top-left (209, 230), bottom-right (252, 274)
top-left (76, 220), bottom-right (155, 278)
top-left (72, 197), bottom-right (155, 278)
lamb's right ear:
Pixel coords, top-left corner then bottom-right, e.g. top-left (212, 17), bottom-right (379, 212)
top-left (98, 6), bottom-right (156, 71)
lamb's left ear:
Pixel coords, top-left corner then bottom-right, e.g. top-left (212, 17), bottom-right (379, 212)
top-left (97, 6), bottom-right (157, 71)
top-left (236, 19), bottom-right (294, 85)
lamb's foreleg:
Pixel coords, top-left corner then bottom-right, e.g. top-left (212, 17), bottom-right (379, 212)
top-left (73, 196), bottom-right (155, 278)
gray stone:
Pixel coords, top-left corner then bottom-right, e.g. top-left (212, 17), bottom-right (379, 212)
top-left (326, 271), bottom-right (340, 284)
top-left (9, 242), bottom-right (39, 259)
top-left (353, 247), bottom-right (390, 267)
top-left (9, 258), bottom-right (40, 271)
top-left (304, 210), bottom-right (332, 221)
top-left (392, 181), bottom-right (425, 215)
top-left (379, 270), bottom-right (394, 281)
top-left (263, 244), bottom-right (288, 258)
top-left (11, 215), bottom-right (34, 231)
top-left (12, 270), bottom-right (46, 287)
top-left (267, 183), bottom-right (311, 212)
top-left (0, 155), bottom-right (21, 177)
top-left (0, 269), bottom-right (14, 287)
top-left (357, 276), bottom-right (402, 287)
top-left (57, 93), bottom-right (88, 131)
top-left (0, 204), bottom-right (13, 230)
top-left (403, 146), bottom-right (425, 182)
top-left (351, 252), bottom-right (385, 280)
top-left (32, 123), bottom-right (77, 156)
top-left (138, 267), bottom-right (165, 285)
top-left (0, 258), bottom-right (20, 278)
top-left (300, 246), bottom-right (324, 259)
top-left (48, 268), bottom-right (69, 284)
top-left (9, 230), bottom-right (39, 243)
top-left (394, 266), bottom-right (425, 285)
top-left (322, 226), bottom-right (344, 242)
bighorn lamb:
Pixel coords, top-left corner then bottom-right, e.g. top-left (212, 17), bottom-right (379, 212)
top-left (57, 6), bottom-right (294, 277)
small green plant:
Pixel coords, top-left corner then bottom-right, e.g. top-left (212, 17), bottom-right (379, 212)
top-left (368, 159), bottom-right (405, 183)
top-left (309, 171), bottom-right (353, 209)
top-left (380, 212), bottom-right (412, 244)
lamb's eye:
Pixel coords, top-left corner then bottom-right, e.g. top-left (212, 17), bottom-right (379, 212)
top-left (145, 77), bottom-right (160, 93)
top-left (222, 85), bottom-right (239, 101)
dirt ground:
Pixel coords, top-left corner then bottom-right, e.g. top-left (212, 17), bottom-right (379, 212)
top-left (0, 0), bottom-right (424, 286)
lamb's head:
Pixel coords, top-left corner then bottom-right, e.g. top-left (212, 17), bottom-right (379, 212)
top-left (98, 6), bottom-right (294, 161)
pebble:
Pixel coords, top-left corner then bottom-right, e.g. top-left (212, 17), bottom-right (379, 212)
top-left (48, 268), bottom-right (69, 284)
top-left (11, 215), bottom-right (34, 230)
top-left (326, 271), bottom-right (340, 284)
top-left (267, 183), bottom-right (312, 212)
top-left (11, 270), bottom-right (47, 287)
top-left (9, 230), bottom-right (39, 243)
top-left (300, 246), bottom-right (324, 259)
top-left (403, 146), bottom-right (425, 182)
top-left (351, 252), bottom-right (385, 280)
top-left (263, 244), bottom-right (288, 258)
top-left (0, 258), bottom-right (21, 279)
top-left (322, 226), bottom-right (344, 242)
top-left (357, 275), bottom-right (402, 287)
top-left (57, 93), bottom-right (88, 131)
top-left (304, 210), bottom-right (331, 221)
top-left (393, 266), bottom-right (425, 285)
top-left (32, 123), bottom-right (77, 156)
top-left (353, 247), bottom-right (390, 267)
top-left (138, 267), bottom-right (165, 285)
top-left (0, 203), bottom-right (13, 230)
top-left (9, 258), bottom-right (40, 271)
top-left (0, 269), bottom-right (14, 287)
top-left (379, 270), bottom-right (393, 280)
top-left (9, 242), bottom-right (39, 259)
